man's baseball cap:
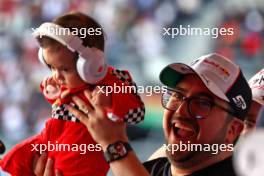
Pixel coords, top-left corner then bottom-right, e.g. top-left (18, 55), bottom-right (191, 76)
top-left (159, 53), bottom-right (252, 120)
top-left (248, 68), bottom-right (264, 105)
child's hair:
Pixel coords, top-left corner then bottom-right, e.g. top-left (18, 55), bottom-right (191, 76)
top-left (37, 11), bottom-right (105, 52)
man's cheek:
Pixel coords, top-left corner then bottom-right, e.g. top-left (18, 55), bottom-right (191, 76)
top-left (163, 110), bottom-right (173, 126)
top-left (163, 111), bottom-right (172, 137)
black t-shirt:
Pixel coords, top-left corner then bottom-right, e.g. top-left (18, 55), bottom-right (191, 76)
top-left (143, 157), bottom-right (237, 176)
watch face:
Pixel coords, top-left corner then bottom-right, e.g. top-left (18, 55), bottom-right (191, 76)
top-left (116, 143), bottom-right (127, 155)
top-left (109, 142), bottom-right (127, 160)
top-left (105, 141), bottom-right (132, 162)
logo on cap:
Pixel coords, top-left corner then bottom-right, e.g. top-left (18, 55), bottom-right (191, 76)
top-left (203, 59), bottom-right (231, 79)
top-left (232, 95), bottom-right (247, 110)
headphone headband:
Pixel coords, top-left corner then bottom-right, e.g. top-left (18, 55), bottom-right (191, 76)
top-left (33, 22), bottom-right (85, 53)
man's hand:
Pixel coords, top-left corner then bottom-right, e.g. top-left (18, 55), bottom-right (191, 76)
top-left (67, 89), bottom-right (127, 150)
top-left (67, 89), bottom-right (149, 176)
top-left (33, 153), bottom-right (62, 176)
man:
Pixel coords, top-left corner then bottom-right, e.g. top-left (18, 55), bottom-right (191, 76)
top-left (35, 53), bottom-right (252, 176)
top-left (141, 53), bottom-right (251, 176)
top-left (150, 67), bottom-right (264, 160)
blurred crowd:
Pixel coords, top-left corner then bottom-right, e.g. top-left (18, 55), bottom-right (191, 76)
top-left (0, 0), bottom-right (264, 146)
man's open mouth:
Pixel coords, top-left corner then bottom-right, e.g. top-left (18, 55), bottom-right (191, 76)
top-left (170, 120), bottom-right (198, 140)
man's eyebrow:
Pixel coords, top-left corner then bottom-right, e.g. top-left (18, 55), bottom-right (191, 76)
top-left (193, 92), bottom-right (214, 100)
top-left (174, 87), bottom-right (187, 93)
top-left (174, 87), bottom-right (213, 99)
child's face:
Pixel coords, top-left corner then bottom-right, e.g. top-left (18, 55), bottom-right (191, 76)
top-left (43, 46), bottom-right (86, 89)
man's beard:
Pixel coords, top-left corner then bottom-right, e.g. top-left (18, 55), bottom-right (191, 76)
top-left (166, 122), bottom-right (229, 169)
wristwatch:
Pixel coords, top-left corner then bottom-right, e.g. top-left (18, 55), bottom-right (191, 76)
top-left (104, 141), bottom-right (132, 163)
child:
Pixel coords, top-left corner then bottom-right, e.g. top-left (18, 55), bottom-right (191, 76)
top-left (0, 11), bottom-right (145, 176)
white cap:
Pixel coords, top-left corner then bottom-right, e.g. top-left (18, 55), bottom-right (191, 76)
top-left (160, 53), bottom-right (252, 120)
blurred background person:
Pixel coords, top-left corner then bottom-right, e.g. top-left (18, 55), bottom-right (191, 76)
top-left (243, 68), bottom-right (264, 133)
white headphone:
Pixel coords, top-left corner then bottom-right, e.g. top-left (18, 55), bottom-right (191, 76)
top-left (33, 22), bottom-right (108, 84)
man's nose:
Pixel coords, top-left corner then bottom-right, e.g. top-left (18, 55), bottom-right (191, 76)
top-left (175, 100), bottom-right (190, 117)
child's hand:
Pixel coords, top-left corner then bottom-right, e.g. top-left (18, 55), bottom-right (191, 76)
top-left (42, 76), bottom-right (60, 99)
top-left (42, 76), bottom-right (58, 89)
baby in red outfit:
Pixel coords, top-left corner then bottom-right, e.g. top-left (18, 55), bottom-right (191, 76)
top-left (0, 12), bottom-right (144, 176)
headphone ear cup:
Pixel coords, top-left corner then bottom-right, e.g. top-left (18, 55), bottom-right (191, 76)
top-left (77, 48), bottom-right (108, 84)
top-left (38, 48), bottom-right (49, 68)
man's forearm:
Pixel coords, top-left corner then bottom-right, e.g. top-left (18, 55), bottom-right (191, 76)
top-left (101, 141), bottom-right (149, 176)
top-left (109, 151), bottom-right (149, 176)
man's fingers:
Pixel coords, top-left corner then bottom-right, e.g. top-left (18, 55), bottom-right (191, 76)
top-left (33, 155), bottom-right (59, 176)
top-left (32, 154), bottom-right (40, 173)
top-left (33, 153), bottom-right (47, 176)
top-left (85, 87), bottom-right (112, 110)
top-left (67, 105), bottom-right (89, 124)
top-left (43, 158), bottom-right (54, 176)
top-left (72, 95), bottom-right (94, 113)
top-left (84, 90), bottom-right (92, 101)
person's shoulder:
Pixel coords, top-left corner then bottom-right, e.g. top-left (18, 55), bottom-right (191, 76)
top-left (143, 157), bottom-right (171, 176)
top-left (193, 156), bottom-right (237, 176)
top-left (143, 157), bottom-right (169, 166)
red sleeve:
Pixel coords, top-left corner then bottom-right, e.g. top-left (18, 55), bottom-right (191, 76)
top-left (100, 67), bottom-right (145, 124)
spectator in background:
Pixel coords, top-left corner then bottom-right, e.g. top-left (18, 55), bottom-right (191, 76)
top-left (243, 68), bottom-right (264, 133)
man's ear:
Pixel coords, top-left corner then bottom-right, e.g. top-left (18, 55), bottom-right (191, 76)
top-left (225, 119), bottom-right (244, 143)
